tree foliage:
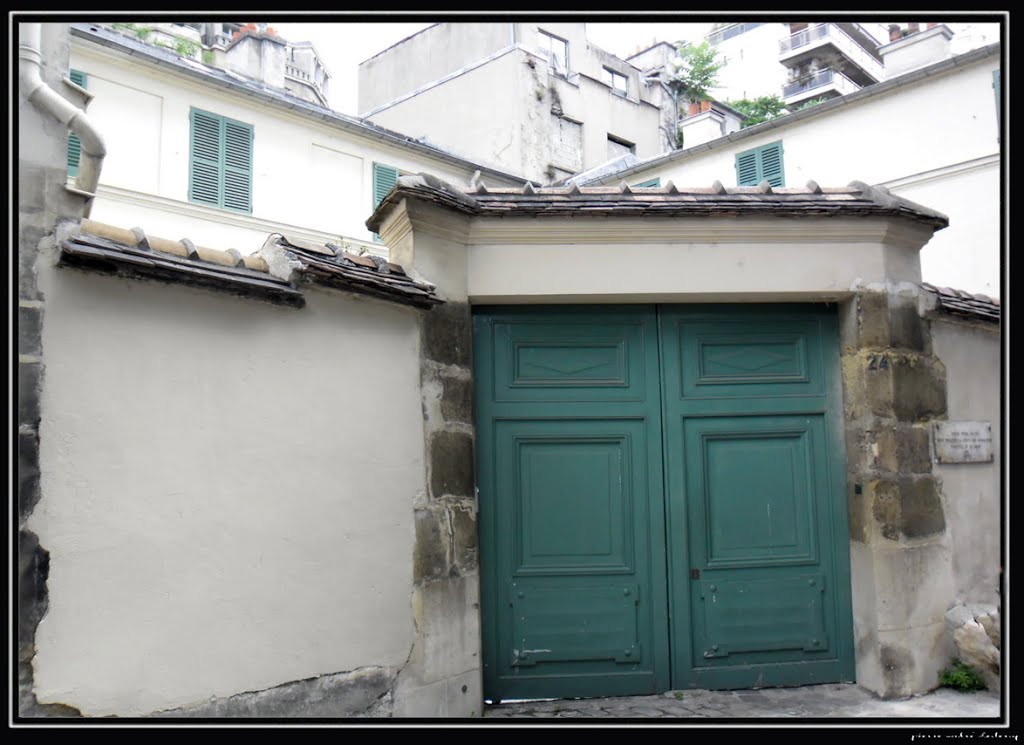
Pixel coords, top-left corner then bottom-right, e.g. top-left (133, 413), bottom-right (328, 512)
top-left (667, 40), bottom-right (723, 102)
top-left (727, 95), bottom-right (789, 128)
top-left (795, 96), bottom-right (829, 111)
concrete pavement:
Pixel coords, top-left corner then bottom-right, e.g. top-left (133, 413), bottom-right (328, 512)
top-left (483, 684), bottom-right (1001, 720)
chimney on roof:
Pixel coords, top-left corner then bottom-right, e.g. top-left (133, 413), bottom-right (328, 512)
top-left (907, 22), bottom-right (920, 35)
top-left (889, 24), bottom-right (902, 42)
top-left (879, 22), bottom-right (954, 79)
top-left (224, 24), bottom-right (288, 90)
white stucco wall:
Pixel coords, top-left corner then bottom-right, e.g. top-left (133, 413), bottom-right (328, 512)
top-left (711, 23), bottom-right (790, 101)
top-left (30, 256), bottom-right (427, 716)
top-left (368, 46), bottom-right (661, 184)
top-left (555, 73), bottom-right (662, 169)
top-left (363, 22), bottom-right (661, 183)
top-left (462, 216), bottom-right (932, 303)
top-left (357, 23), bottom-right (512, 114)
top-left (884, 159), bottom-right (1000, 301)
top-left (69, 37), bottom-right (512, 259)
top-left (614, 52), bottom-right (1001, 297)
top-left (879, 27), bottom-right (954, 79)
top-left (366, 50), bottom-right (528, 180)
top-left (929, 318), bottom-right (1001, 607)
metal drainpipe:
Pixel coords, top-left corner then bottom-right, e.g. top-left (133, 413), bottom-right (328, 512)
top-left (19, 22), bottom-right (106, 217)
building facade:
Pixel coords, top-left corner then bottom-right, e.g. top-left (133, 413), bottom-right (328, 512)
top-left (358, 23), bottom-right (663, 184)
top-left (582, 38), bottom-right (1002, 300)
top-left (67, 23), bottom-right (526, 262)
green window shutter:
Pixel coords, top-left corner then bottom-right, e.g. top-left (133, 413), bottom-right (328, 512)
top-left (189, 108), bottom-right (253, 213)
top-left (632, 178), bottom-right (661, 188)
top-left (372, 163), bottom-right (399, 242)
top-left (223, 118), bottom-right (253, 213)
top-left (735, 149), bottom-right (759, 186)
top-left (735, 141), bottom-right (784, 187)
top-left (373, 163), bottom-right (399, 208)
top-left (993, 69), bottom-right (1001, 125)
top-left (759, 141), bottom-right (785, 187)
top-left (189, 109), bottom-right (222, 207)
top-left (67, 69), bottom-right (87, 177)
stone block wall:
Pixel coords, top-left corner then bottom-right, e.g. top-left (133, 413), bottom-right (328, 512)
top-left (393, 300), bottom-right (483, 716)
top-left (840, 285), bottom-right (956, 698)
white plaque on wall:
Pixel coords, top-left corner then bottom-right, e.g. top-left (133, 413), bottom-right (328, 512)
top-left (933, 421), bottom-right (994, 464)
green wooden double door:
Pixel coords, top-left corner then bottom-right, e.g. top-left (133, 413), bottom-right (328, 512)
top-left (474, 305), bottom-right (855, 701)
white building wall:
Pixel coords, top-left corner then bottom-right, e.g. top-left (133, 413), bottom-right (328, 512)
top-left (710, 24), bottom-right (790, 102)
top-left (357, 23), bottom-right (512, 113)
top-left (365, 50), bottom-right (528, 181)
top-left (515, 22), bottom-right (590, 75)
top-left (929, 319), bottom-right (1001, 608)
top-left (70, 39), bottom-right (513, 258)
top-left (367, 46), bottom-right (660, 184)
top-left (30, 258), bottom-right (427, 716)
top-left (554, 74), bottom-right (662, 172)
top-left (615, 54), bottom-right (1001, 297)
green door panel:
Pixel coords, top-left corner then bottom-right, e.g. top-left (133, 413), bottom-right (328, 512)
top-left (475, 306), bottom-right (669, 701)
top-left (475, 304), bottom-right (854, 700)
top-left (509, 583), bottom-right (641, 666)
top-left (489, 315), bottom-right (649, 403)
top-left (694, 420), bottom-right (819, 568)
top-left (698, 574), bottom-right (828, 657)
top-left (660, 305), bottom-right (854, 690)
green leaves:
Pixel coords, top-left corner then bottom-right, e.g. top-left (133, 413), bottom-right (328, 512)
top-left (728, 95), bottom-right (789, 128)
top-left (796, 96), bottom-right (829, 111)
top-left (938, 660), bottom-right (986, 692)
top-left (668, 40), bottom-right (723, 103)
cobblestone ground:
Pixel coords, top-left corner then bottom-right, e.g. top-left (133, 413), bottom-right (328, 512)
top-left (484, 685), bottom-right (1001, 719)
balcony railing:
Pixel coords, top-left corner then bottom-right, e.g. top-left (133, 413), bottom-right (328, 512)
top-left (285, 62), bottom-right (327, 101)
top-left (783, 68), bottom-right (860, 99)
top-left (705, 22), bottom-right (763, 46)
top-left (781, 23), bottom-right (830, 53)
top-left (285, 63), bottom-right (311, 82)
top-left (779, 23), bottom-right (884, 82)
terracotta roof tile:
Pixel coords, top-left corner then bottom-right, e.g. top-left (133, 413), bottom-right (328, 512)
top-left (341, 251), bottom-right (379, 269)
top-left (64, 221), bottom-right (440, 310)
top-left (273, 235), bottom-right (440, 308)
top-left (61, 231), bottom-right (304, 307)
top-left (366, 174), bottom-right (950, 233)
top-left (920, 283), bottom-right (1000, 323)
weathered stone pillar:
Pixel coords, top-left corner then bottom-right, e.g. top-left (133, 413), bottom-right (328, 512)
top-left (379, 197), bottom-right (482, 717)
top-left (18, 22), bottom-right (90, 718)
top-left (840, 282), bottom-right (955, 697)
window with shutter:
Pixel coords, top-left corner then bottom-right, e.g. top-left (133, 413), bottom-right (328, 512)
top-left (67, 69), bottom-right (87, 177)
top-left (189, 107), bottom-right (253, 213)
top-left (993, 69), bottom-right (1001, 133)
top-left (735, 141), bottom-right (785, 187)
top-left (759, 142), bottom-right (784, 187)
top-left (372, 163), bottom-right (400, 243)
top-left (223, 119), bottom-right (253, 212)
top-left (735, 149), bottom-right (759, 186)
